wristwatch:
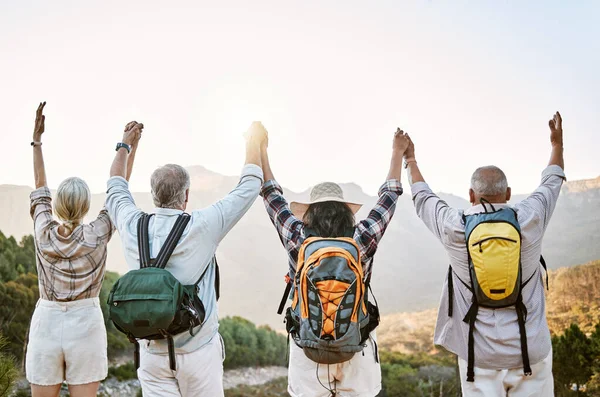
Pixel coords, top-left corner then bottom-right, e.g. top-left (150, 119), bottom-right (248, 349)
top-left (115, 142), bottom-right (132, 154)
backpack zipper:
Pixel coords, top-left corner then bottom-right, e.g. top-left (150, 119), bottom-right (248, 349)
top-left (472, 236), bottom-right (517, 252)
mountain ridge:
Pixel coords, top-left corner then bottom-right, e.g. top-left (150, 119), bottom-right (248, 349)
top-left (0, 165), bottom-right (598, 329)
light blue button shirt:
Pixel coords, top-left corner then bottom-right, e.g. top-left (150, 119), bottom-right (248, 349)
top-left (105, 164), bottom-right (263, 354)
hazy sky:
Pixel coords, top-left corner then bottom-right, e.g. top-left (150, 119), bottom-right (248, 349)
top-left (1, 0), bottom-right (598, 198)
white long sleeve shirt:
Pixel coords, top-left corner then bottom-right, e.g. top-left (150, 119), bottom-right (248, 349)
top-left (410, 165), bottom-right (565, 369)
top-left (105, 164), bottom-right (263, 354)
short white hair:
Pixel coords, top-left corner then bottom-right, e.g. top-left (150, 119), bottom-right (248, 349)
top-left (151, 164), bottom-right (190, 208)
top-left (470, 166), bottom-right (508, 196)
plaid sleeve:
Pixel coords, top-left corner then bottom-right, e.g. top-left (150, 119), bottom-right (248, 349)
top-left (30, 187), bottom-right (58, 241)
top-left (356, 179), bottom-right (403, 263)
top-left (260, 179), bottom-right (304, 264)
top-left (89, 208), bottom-right (115, 242)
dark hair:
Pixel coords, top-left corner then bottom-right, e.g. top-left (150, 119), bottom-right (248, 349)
top-left (303, 201), bottom-right (355, 237)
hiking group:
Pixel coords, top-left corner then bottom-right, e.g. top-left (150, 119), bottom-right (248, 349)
top-left (26, 101), bottom-right (565, 397)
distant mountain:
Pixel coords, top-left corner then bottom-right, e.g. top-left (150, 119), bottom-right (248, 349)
top-left (0, 168), bottom-right (598, 329)
top-left (377, 260), bottom-right (600, 354)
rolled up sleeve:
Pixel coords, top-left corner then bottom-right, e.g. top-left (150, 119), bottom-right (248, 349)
top-left (30, 187), bottom-right (57, 240)
top-left (260, 179), bottom-right (304, 260)
top-left (411, 182), bottom-right (461, 244)
top-left (105, 176), bottom-right (140, 233)
top-left (356, 179), bottom-right (403, 261)
top-left (514, 165), bottom-right (566, 239)
top-left (203, 164), bottom-right (264, 243)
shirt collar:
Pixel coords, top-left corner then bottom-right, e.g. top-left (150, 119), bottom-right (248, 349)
top-left (464, 203), bottom-right (511, 215)
top-left (153, 207), bottom-right (184, 216)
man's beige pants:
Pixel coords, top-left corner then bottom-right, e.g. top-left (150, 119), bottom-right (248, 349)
top-left (137, 334), bottom-right (225, 397)
top-left (458, 351), bottom-right (554, 397)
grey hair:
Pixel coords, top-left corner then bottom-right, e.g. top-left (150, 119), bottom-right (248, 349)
top-left (470, 166), bottom-right (508, 196)
top-left (150, 164), bottom-right (190, 209)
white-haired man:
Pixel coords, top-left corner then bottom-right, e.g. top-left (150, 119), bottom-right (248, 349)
top-left (404, 112), bottom-right (565, 396)
top-left (106, 121), bottom-right (266, 396)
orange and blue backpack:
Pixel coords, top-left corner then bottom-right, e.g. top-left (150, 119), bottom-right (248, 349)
top-left (278, 228), bottom-right (380, 364)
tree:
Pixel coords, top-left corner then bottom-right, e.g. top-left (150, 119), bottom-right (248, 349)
top-left (0, 275), bottom-right (38, 362)
top-left (0, 334), bottom-right (18, 397)
top-left (553, 323), bottom-right (594, 395)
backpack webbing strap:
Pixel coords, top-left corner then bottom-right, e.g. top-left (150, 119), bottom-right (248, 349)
top-left (137, 214), bottom-right (153, 268)
top-left (278, 281), bottom-right (293, 315)
top-left (516, 299), bottom-right (532, 377)
top-left (167, 335), bottom-right (176, 371)
top-left (214, 258), bottom-right (221, 301)
top-left (155, 214), bottom-right (192, 269)
top-left (447, 265), bottom-right (454, 317)
top-left (193, 256), bottom-right (220, 299)
top-left (462, 303), bottom-right (478, 382)
top-left (540, 255), bottom-right (549, 290)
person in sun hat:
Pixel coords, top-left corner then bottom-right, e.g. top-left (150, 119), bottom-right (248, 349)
top-left (259, 124), bottom-right (410, 397)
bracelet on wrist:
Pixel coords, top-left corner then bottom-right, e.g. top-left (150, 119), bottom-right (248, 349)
top-left (404, 158), bottom-right (417, 169)
top-left (31, 141), bottom-right (42, 147)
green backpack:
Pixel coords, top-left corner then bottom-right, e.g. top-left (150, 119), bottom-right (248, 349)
top-left (108, 213), bottom-right (219, 371)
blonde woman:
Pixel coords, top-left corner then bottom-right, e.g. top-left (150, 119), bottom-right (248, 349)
top-left (26, 102), bottom-right (142, 397)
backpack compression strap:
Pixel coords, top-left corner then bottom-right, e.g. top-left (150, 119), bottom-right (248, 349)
top-left (277, 226), bottom-right (357, 314)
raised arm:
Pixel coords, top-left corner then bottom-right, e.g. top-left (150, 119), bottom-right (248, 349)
top-left (405, 134), bottom-right (461, 243)
top-left (32, 102), bottom-right (47, 189)
top-left (202, 122), bottom-right (265, 243)
top-left (548, 111), bottom-right (564, 169)
top-left (259, 126), bottom-right (304, 253)
top-left (355, 129), bottom-right (408, 259)
top-left (106, 121), bottom-right (143, 233)
top-left (110, 121), bottom-right (143, 180)
top-left (514, 111), bottom-right (566, 239)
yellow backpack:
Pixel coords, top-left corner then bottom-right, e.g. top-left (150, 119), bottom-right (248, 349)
top-left (448, 201), bottom-right (548, 382)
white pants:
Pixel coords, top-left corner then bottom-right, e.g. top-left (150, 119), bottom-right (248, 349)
top-left (138, 334), bottom-right (225, 397)
top-left (458, 351), bottom-right (554, 397)
top-left (26, 298), bottom-right (107, 386)
top-left (288, 333), bottom-right (382, 397)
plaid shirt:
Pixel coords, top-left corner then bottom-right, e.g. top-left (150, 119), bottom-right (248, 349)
top-left (260, 179), bottom-right (403, 278)
top-left (30, 187), bottom-right (114, 301)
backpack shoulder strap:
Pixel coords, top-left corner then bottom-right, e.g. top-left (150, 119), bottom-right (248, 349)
top-left (214, 257), bottom-right (221, 301)
top-left (540, 255), bottom-right (549, 290)
top-left (137, 213), bottom-right (153, 268)
top-left (303, 227), bottom-right (317, 239)
top-left (154, 213), bottom-right (192, 269)
top-left (193, 256), bottom-right (220, 300)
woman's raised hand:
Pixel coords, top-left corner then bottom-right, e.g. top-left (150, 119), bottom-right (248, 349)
top-left (33, 102), bottom-right (46, 141)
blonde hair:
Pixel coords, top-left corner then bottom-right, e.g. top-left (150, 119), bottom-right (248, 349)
top-left (54, 177), bottom-right (91, 234)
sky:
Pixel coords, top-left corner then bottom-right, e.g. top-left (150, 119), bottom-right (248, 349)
top-left (0, 0), bottom-right (598, 198)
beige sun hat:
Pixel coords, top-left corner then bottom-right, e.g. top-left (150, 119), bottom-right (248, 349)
top-left (290, 182), bottom-right (363, 220)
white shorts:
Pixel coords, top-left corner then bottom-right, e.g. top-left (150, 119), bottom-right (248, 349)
top-left (288, 332), bottom-right (382, 397)
top-left (138, 333), bottom-right (226, 397)
top-left (26, 298), bottom-right (108, 386)
top-left (458, 351), bottom-right (554, 397)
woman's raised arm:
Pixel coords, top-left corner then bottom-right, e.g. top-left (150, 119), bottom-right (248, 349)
top-left (32, 102), bottom-right (47, 189)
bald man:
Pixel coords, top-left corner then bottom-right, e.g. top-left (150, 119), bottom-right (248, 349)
top-left (403, 112), bottom-right (565, 397)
